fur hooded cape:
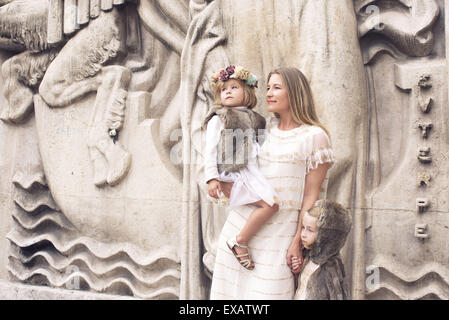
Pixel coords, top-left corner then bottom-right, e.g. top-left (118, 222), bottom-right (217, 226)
top-left (302, 199), bottom-right (352, 300)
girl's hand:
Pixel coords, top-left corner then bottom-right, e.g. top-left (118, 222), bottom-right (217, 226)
top-left (220, 181), bottom-right (234, 199)
top-left (207, 179), bottom-right (222, 199)
top-left (291, 256), bottom-right (302, 273)
top-left (287, 241), bottom-right (303, 274)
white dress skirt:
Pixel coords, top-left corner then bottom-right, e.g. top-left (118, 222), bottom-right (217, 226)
top-left (210, 117), bottom-right (335, 299)
top-left (218, 141), bottom-right (279, 207)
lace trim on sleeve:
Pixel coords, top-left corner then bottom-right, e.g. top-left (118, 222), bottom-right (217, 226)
top-left (306, 147), bottom-right (335, 174)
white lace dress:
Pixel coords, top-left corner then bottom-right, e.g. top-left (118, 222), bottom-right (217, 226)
top-left (210, 117), bottom-right (335, 299)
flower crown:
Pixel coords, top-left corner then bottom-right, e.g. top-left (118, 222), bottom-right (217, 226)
top-left (210, 65), bottom-right (259, 89)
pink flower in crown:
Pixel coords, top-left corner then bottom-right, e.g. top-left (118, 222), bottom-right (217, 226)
top-left (211, 65), bottom-right (239, 85)
top-left (226, 65), bottom-right (235, 75)
top-left (219, 69), bottom-right (230, 81)
top-left (212, 68), bottom-right (225, 81)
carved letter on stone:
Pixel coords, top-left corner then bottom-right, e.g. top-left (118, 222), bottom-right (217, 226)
top-left (416, 198), bottom-right (431, 213)
top-left (417, 147), bottom-right (432, 163)
top-left (418, 96), bottom-right (433, 113)
top-left (416, 74), bottom-right (433, 113)
top-left (418, 123), bottom-right (433, 139)
top-left (417, 172), bottom-right (431, 187)
top-left (418, 74), bottom-right (432, 88)
top-left (414, 223), bottom-right (429, 239)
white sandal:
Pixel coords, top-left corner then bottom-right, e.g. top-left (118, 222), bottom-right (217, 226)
top-left (226, 236), bottom-right (255, 270)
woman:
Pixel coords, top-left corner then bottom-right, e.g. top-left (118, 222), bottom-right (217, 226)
top-left (210, 67), bottom-right (334, 299)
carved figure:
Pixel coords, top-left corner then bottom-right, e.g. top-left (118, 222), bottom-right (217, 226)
top-left (0, 0), bottom-right (132, 186)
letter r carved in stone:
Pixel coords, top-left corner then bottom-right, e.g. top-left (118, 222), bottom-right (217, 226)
top-left (417, 172), bottom-right (431, 187)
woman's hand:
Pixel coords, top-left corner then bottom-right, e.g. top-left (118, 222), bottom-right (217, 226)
top-left (207, 179), bottom-right (222, 199)
top-left (287, 240), bottom-right (303, 274)
top-left (220, 181), bottom-right (234, 199)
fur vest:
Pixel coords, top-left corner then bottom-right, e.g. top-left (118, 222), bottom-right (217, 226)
top-left (203, 106), bottom-right (266, 174)
top-left (302, 253), bottom-right (350, 300)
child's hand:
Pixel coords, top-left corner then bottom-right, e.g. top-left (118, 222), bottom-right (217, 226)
top-left (287, 241), bottom-right (303, 274)
top-left (220, 181), bottom-right (234, 198)
top-left (207, 179), bottom-right (222, 199)
top-left (291, 256), bottom-right (302, 273)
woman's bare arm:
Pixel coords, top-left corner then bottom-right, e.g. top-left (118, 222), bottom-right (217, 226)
top-left (287, 162), bottom-right (329, 273)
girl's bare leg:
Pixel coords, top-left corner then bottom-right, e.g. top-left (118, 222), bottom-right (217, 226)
top-left (237, 200), bottom-right (279, 245)
top-left (232, 200), bottom-right (279, 267)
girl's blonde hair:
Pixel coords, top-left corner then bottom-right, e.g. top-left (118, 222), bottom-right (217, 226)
top-left (212, 79), bottom-right (257, 109)
top-left (267, 67), bottom-right (330, 139)
top-left (300, 207), bottom-right (321, 227)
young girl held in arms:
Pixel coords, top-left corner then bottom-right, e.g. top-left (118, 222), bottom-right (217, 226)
top-left (203, 65), bottom-right (279, 270)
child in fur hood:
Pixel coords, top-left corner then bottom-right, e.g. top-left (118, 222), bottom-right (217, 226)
top-left (203, 65), bottom-right (279, 270)
top-left (291, 199), bottom-right (352, 300)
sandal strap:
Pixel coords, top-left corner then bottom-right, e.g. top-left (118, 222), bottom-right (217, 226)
top-left (234, 242), bottom-right (248, 249)
top-left (226, 236), bottom-right (254, 270)
top-left (240, 260), bottom-right (251, 267)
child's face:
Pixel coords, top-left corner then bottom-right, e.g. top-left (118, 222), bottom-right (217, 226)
top-left (220, 79), bottom-right (245, 107)
top-left (301, 211), bottom-right (318, 249)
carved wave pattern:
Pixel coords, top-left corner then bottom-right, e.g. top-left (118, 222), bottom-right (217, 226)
top-left (366, 255), bottom-right (449, 300)
top-left (7, 172), bottom-right (180, 299)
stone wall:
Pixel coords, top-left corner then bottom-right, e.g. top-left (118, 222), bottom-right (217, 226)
top-left (0, 0), bottom-right (447, 300)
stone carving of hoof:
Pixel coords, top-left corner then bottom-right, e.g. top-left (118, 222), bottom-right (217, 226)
top-left (92, 155), bottom-right (108, 187)
top-left (105, 141), bottom-right (132, 186)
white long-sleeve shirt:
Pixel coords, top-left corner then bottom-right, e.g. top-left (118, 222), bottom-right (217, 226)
top-left (204, 115), bottom-right (223, 185)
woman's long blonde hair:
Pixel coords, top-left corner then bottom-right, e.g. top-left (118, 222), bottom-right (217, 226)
top-left (267, 67), bottom-right (331, 139)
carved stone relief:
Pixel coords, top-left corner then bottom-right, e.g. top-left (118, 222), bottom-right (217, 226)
top-left (0, 0), bottom-right (447, 300)
top-left (0, 0), bottom-right (186, 299)
top-left (359, 0), bottom-right (449, 300)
